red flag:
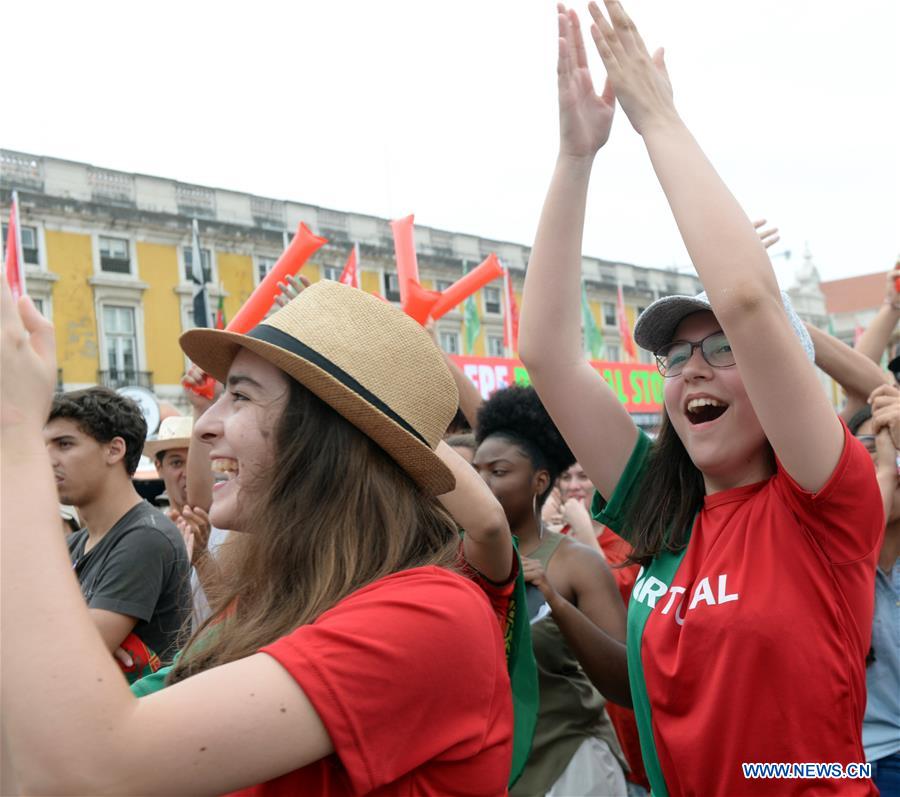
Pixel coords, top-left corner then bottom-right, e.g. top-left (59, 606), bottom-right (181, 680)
top-left (338, 243), bottom-right (360, 288)
top-left (503, 268), bottom-right (520, 354)
top-left (4, 192), bottom-right (26, 300)
top-left (617, 283), bottom-right (637, 362)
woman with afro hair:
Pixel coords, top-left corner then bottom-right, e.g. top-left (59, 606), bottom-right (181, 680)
top-left (474, 385), bottom-right (630, 797)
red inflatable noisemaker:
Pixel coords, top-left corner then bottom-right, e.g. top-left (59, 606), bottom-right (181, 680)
top-left (184, 221), bottom-right (327, 398)
top-left (390, 214), bottom-right (420, 305)
top-left (429, 253), bottom-right (504, 320)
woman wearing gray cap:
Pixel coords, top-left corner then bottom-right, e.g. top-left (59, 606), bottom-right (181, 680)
top-left (518, 2), bottom-right (882, 795)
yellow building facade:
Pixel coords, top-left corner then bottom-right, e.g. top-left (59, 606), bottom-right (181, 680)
top-left (2, 148), bottom-right (702, 416)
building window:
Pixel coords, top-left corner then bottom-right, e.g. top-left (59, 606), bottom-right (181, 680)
top-left (2, 223), bottom-right (39, 264)
top-left (323, 265), bottom-right (342, 281)
top-left (487, 335), bottom-right (504, 357)
top-left (257, 255), bottom-right (278, 282)
top-left (436, 279), bottom-right (453, 292)
top-left (383, 272), bottom-right (401, 303)
top-left (605, 344), bottom-right (620, 361)
top-left (439, 331), bottom-right (460, 355)
top-left (99, 236), bottom-right (131, 274)
top-left (636, 306), bottom-right (646, 318)
top-left (484, 286), bottom-right (502, 315)
top-left (602, 301), bottom-right (616, 327)
top-left (183, 246), bottom-right (212, 283)
top-left (102, 305), bottom-right (139, 384)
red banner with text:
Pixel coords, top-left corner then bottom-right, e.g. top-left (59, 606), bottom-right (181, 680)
top-left (449, 356), bottom-right (663, 414)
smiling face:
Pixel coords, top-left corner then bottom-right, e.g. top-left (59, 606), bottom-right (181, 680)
top-left (558, 462), bottom-right (594, 505)
top-left (473, 435), bottom-right (548, 530)
top-left (663, 310), bottom-right (772, 493)
top-left (194, 349), bottom-right (291, 531)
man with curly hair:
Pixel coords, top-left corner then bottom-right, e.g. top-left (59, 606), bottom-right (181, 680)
top-left (44, 387), bottom-right (190, 682)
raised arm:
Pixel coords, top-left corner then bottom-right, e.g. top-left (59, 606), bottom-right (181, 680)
top-left (436, 441), bottom-right (513, 582)
top-left (519, 5), bottom-right (637, 501)
top-left (589, 0), bottom-right (842, 492)
top-left (804, 321), bottom-right (892, 420)
top-left (1, 285), bottom-right (334, 794)
top-left (855, 267), bottom-right (900, 365)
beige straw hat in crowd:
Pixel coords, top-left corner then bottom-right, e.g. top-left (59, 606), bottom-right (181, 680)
top-left (180, 281), bottom-right (459, 495)
top-left (143, 415), bottom-right (193, 459)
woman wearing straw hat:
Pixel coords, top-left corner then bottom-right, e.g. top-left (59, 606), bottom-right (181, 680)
top-left (518, 2), bottom-right (882, 795)
top-left (2, 278), bottom-right (514, 795)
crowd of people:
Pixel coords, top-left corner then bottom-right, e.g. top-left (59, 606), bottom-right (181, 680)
top-left (2, 1), bottom-right (898, 795)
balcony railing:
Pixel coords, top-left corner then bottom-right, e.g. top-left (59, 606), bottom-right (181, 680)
top-left (97, 370), bottom-right (153, 390)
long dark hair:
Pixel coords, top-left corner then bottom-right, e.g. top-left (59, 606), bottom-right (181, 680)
top-left (620, 410), bottom-right (704, 565)
top-left (169, 378), bottom-right (459, 683)
top-left (622, 409), bottom-right (775, 565)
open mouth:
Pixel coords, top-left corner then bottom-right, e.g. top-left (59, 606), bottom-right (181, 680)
top-left (685, 397), bottom-right (728, 425)
top-left (211, 458), bottom-right (239, 482)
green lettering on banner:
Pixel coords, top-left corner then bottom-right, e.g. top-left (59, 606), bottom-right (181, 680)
top-left (601, 368), bottom-right (628, 404)
top-left (514, 367), bottom-right (531, 387)
top-left (629, 370), bottom-right (649, 405)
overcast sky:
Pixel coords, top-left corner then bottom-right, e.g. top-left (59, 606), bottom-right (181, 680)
top-left (4, 0), bottom-right (898, 284)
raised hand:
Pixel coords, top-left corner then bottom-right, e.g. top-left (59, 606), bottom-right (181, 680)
top-left (182, 363), bottom-right (221, 413)
top-left (870, 383), bottom-right (900, 450)
top-left (753, 219), bottom-right (781, 250)
top-left (274, 274), bottom-right (310, 308)
top-left (587, 0), bottom-right (677, 135)
top-left (884, 265), bottom-right (900, 309)
top-left (1, 279), bottom-right (57, 431)
top-left (175, 505), bottom-right (213, 566)
top-left (556, 3), bottom-right (616, 160)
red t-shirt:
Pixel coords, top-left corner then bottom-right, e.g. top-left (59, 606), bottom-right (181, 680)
top-left (226, 566), bottom-right (512, 797)
top-left (596, 422), bottom-right (883, 796)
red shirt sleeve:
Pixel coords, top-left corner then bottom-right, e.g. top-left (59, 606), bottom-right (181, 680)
top-left (773, 419), bottom-right (884, 565)
top-left (259, 566), bottom-right (510, 795)
top-left (459, 550), bottom-right (518, 640)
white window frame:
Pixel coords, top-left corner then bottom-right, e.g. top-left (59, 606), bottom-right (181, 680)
top-left (255, 254), bottom-right (280, 286)
top-left (181, 245), bottom-right (215, 284)
top-left (486, 334), bottom-right (504, 357)
top-left (92, 232), bottom-right (139, 279)
top-left (2, 221), bottom-right (45, 269)
top-left (602, 301), bottom-right (617, 327)
top-left (605, 343), bottom-right (620, 362)
top-left (323, 265), bottom-right (342, 281)
top-left (177, 242), bottom-right (218, 287)
top-left (439, 330), bottom-right (461, 355)
top-left (95, 294), bottom-right (147, 382)
top-left (483, 286), bottom-right (502, 316)
top-left (383, 271), bottom-right (401, 303)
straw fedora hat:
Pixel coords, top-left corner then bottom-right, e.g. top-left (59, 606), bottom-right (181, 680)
top-left (180, 281), bottom-right (459, 495)
top-left (143, 415), bottom-right (193, 459)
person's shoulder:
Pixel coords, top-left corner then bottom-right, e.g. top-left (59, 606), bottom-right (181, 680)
top-left (340, 566), bottom-right (493, 622)
top-left (115, 502), bottom-right (185, 555)
top-left (554, 532), bottom-right (605, 568)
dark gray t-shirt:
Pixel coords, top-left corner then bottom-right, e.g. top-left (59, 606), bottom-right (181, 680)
top-left (67, 500), bottom-right (191, 663)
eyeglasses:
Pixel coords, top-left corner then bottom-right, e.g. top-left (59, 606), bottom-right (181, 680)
top-left (655, 332), bottom-right (736, 377)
